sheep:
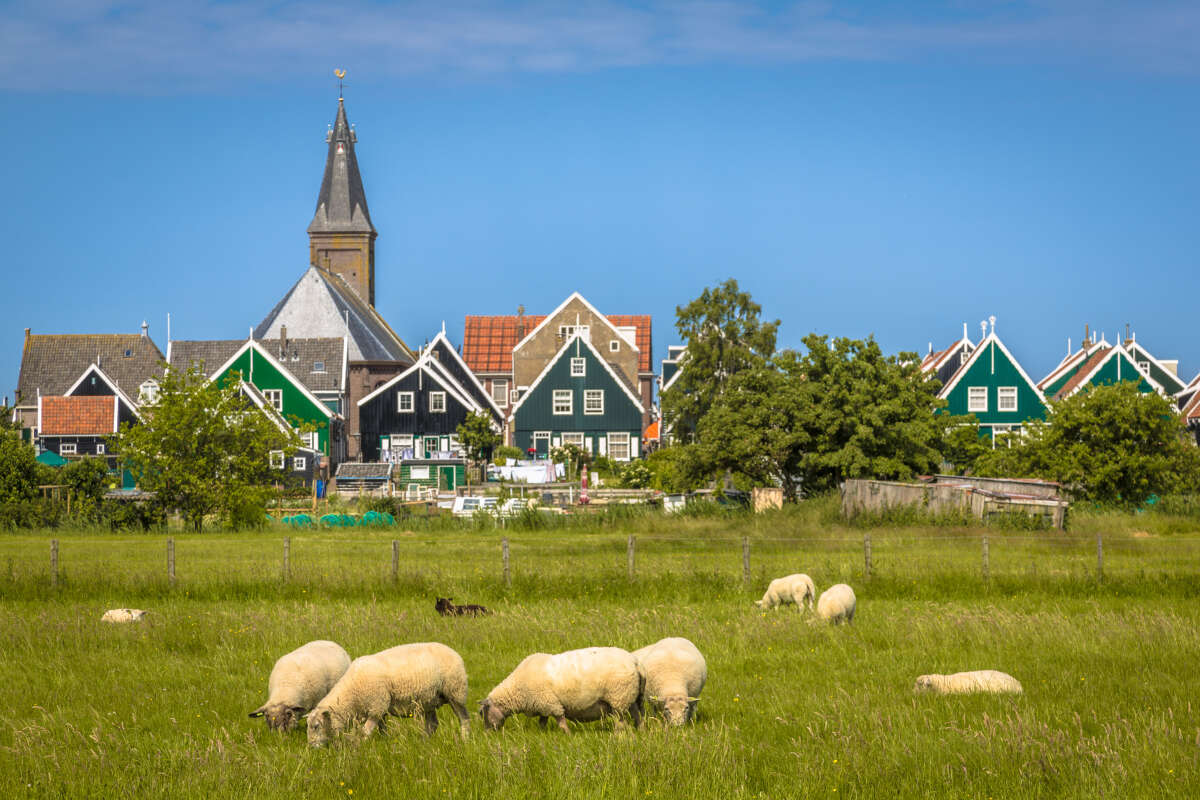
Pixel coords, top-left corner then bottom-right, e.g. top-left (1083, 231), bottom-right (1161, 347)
top-left (914, 670), bottom-right (1023, 695)
top-left (248, 640), bottom-right (351, 732)
top-left (816, 583), bottom-right (856, 624)
top-left (306, 642), bottom-right (470, 746)
top-left (480, 646), bottom-right (644, 733)
top-left (101, 609), bottom-right (147, 623)
top-left (632, 637), bottom-right (706, 726)
top-left (435, 597), bottom-right (491, 617)
top-left (754, 574), bottom-right (816, 611)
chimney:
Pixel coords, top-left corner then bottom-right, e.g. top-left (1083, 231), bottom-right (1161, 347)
top-left (280, 325), bottom-right (288, 357)
top-left (141, 320), bottom-right (149, 338)
top-left (1162, 359), bottom-right (1179, 377)
top-left (1084, 324), bottom-right (1090, 346)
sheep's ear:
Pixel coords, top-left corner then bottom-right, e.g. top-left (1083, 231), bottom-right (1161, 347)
top-left (248, 706), bottom-right (267, 718)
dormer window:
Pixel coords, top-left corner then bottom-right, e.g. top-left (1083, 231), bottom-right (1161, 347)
top-left (313, 361), bottom-right (325, 373)
top-left (138, 380), bottom-right (160, 405)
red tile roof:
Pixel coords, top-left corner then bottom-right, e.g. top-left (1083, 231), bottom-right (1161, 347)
top-left (463, 313), bottom-right (653, 374)
top-left (40, 396), bottom-right (116, 435)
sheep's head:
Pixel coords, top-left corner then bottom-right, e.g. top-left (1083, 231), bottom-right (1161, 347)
top-left (250, 703), bottom-right (306, 732)
top-left (913, 675), bottom-right (936, 693)
top-left (479, 698), bottom-right (507, 731)
top-left (306, 708), bottom-right (338, 747)
top-left (656, 695), bottom-right (696, 726)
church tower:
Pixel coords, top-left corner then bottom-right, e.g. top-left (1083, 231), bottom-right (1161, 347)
top-left (307, 96), bottom-right (377, 307)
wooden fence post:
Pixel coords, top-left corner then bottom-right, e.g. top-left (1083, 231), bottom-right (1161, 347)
top-left (167, 538), bottom-right (175, 586)
top-left (1097, 535), bottom-right (1103, 582)
top-left (742, 536), bottom-right (750, 582)
top-left (50, 539), bottom-right (58, 588)
top-left (283, 537), bottom-right (291, 582)
top-left (981, 535), bottom-right (989, 582)
top-left (502, 538), bottom-right (510, 588)
top-left (627, 535), bottom-right (636, 581)
top-left (863, 534), bottom-right (872, 580)
top-left (391, 540), bottom-right (399, 582)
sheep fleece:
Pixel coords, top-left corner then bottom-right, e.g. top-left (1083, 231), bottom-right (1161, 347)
top-left (756, 574), bottom-right (816, 610)
top-left (914, 670), bottom-right (1023, 695)
top-left (486, 647), bottom-right (642, 723)
top-left (817, 583), bottom-right (856, 623)
top-left (632, 637), bottom-right (707, 725)
top-left (251, 640), bottom-right (351, 726)
top-left (309, 642), bottom-right (469, 743)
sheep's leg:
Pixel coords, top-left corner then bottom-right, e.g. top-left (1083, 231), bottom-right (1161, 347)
top-left (447, 698), bottom-right (470, 738)
top-left (362, 717), bottom-right (381, 738)
top-left (537, 716), bottom-right (548, 730)
top-left (628, 701), bottom-right (643, 730)
top-left (554, 715), bottom-right (570, 733)
top-left (423, 707), bottom-right (439, 736)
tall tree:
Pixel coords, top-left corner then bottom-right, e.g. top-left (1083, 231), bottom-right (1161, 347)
top-left (975, 381), bottom-right (1200, 506)
top-left (116, 366), bottom-right (297, 531)
top-left (662, 279), bottom-right (779, 441)
top-left (456, 411), bottom-right (501, 485)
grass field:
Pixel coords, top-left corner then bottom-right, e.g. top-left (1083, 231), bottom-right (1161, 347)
top-left (1, 503), bottom-right (1198, 798)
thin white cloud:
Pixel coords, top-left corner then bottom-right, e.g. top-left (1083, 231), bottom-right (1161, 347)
top-left (1, 0), bottom-right (1198, 92)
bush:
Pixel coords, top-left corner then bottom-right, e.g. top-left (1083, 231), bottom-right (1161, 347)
top-left (617, 461), bottom-right (653, 489)
top-left (492, 446), bottom-right (525, 465)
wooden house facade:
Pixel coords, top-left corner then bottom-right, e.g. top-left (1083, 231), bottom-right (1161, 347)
top-left (357, 331), bottom-right (502, 464)
top-left (509, 332), bottom-right (644, 460)
top-left (939, 326), bottom-right (1047, 440)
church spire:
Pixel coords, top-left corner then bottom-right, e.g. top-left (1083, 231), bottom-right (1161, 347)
top-left (308, 89), bottom-right (378, 306)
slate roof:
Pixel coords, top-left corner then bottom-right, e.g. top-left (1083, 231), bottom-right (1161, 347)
top-left (1051, 347), bottom-right (1111, 401)
top-left (40, 395), bottom-right (116, 435)
top-left (16, 332), bottom-right (165, 406)
top-left (335, 462), bottom-right (393, 479)
top-left (462, 312), bottom-right (653, 374)
top-left (170, 336), bottom-right (345, 394)
top-left (255, 266), bottom-right (414, 364)
top-left (307, 98), bottom-right (374, 235)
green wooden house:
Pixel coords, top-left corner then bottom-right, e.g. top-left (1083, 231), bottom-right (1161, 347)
top-left (939, 328), bottom-right (1047, 440)
top-left (1045, 344), bottom-right (1164, 402)
top-left (1038, 335), bottom-right (1109, 399)
top-left (1123, 338), bottom-right (1186, 396)
top-left (209, 339), bottom-right (341, 460)
top-left (509, 332), bottom-right (644, 460)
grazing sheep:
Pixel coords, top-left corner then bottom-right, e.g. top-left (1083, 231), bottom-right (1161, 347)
top-left (480, 647), bottom-right (644, 733)
top-left (914, 670), bottom-right (1023, 695)
top-left (816, 583), bottom-right (856, 624)
top-left (306, 642), bottom-right (470, 746)
top-left (754, 574), bottom-right (816, 611)
top-left (435, 597), bottom-right (491, 617)
top-left (101, 609), bottom-right (147, 623)
top-left (632, 637), bottom-right (706, 726)
top-left (248, 640), bottom-right (351, 732)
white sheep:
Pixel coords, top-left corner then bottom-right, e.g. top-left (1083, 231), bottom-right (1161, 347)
top-left (754, 574), bottom-right (816, 611)
top-left (480, 646), bottom-right (644, 733)
top-left (816, 583), bottom-right (856, 624)
top-left (914, 670), bottom-right (1023, 695)
top-left (101, 609), bottom-right (147, 623)
top-left (306, 642), bottom-right (470, 746)
top-left (249, 640), bottom-right (351, 732)
top-left (632, 637), bottom-right (706, 726)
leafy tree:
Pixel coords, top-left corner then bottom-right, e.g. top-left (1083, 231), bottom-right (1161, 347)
top-left (662, 279), bottom-right (779, 441)
top-left (0, 403), bottom-right (21, 433)
top-left (456, 412), bottom-right (502, 483)
top-left (975, 381), bottom-right (1200, 506)
top-left (691, 335), bottom-right (948, 499)
top-left (940, 415), bottom-right (990, 474)
top-left (0, 431), bottom-right (39, 504)
top-left (61, 457), bottom-right (111, 521)
top-left (116, 365), bottom-right (298, 531)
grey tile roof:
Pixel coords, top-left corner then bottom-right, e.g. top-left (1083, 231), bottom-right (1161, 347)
top-left (169, 337), bottom-right (345, 394)
top-left (307, 98), bottom-right (374, 235)
top-left (16, 332), bottom-right (165, 406)
top-left (335, 462), bottom-right (392, 479)
top-left (255, 266), bottom-right (414, 364)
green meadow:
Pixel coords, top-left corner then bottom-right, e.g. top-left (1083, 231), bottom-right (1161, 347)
top-left (1, 502), bottom-right (1198, 798)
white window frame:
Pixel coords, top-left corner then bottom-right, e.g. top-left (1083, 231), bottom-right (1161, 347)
top-left (430, 392), bottom-right (446, 413)
top-left (293, 456), bottom-right (307, 471)
top-left (559, 324), bottom-right (590, 341)
top-left (138, 379), bottom-right (159, 405)
top-left (96, 443), bottom-right (106, 455)
top-left (411, 465), bottom-right (431, 480)
top-left (610, 340), bottom-right (620, 352)
top-left (608, 432), bottom-right (631, 461)
top-left (584, 389), bottom-right (604, 415)
top-left (967, 386), bottom-right (988, 413)
top-left (997, 386), bottom-right (1018, 412)
top-left (509, 388), bottom-right (520, 404)
top-left (59, 442), bottom-right (77, 455)
top-left (552, 389), bottom-right (573, 414)
top-left (492, 379), bottom-right (509, 407)
top-left (1137, 360), bottom-right (1150, 374)
top-left (562, 432), bottom-right (585, 448)
top-left (263, 389), bottom-right (283, 412)
top-left (312, 361), bottom-right (326, 373)
top-left (270, 450), bottom-right (285, 469)
top-left (397, 391), bottom-right (414, 413)
top-left (570, 358), bottom-right (586, 377)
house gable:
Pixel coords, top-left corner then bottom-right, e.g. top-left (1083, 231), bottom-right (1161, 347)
top-left (510, 293), bottom-right (640, 393)
top-left (940, 334), bottom-right (1046, 429)
top-left (356, 361), bottom-right (483, 462)
top-left (1124, 342), bottom-right (1186, 395)
top-left (64, 363), bottom-right (141, 427)
top-left (427, 331), bottom-right (503, 422)
top-left (1052, 346), bottom-right (1163, 401)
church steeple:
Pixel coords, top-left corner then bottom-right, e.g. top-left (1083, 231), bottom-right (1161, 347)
top-left (308, 95), bottom-right (378, 307)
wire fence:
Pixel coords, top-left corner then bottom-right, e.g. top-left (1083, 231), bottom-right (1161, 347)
top-left (3, 531), bottom-right (1200, 596)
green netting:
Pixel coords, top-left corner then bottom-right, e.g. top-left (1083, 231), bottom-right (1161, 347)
top-left (359, 511), bottom-right (397, 527)
top-left (284, 514), bottom-right (315, 528)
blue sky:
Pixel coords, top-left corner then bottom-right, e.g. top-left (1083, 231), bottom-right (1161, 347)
top-left (3, 0), bottom-right (1200, 401)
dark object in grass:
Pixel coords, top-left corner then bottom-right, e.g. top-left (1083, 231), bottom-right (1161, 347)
top-left (436, 597), bottom-right (491, 617)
